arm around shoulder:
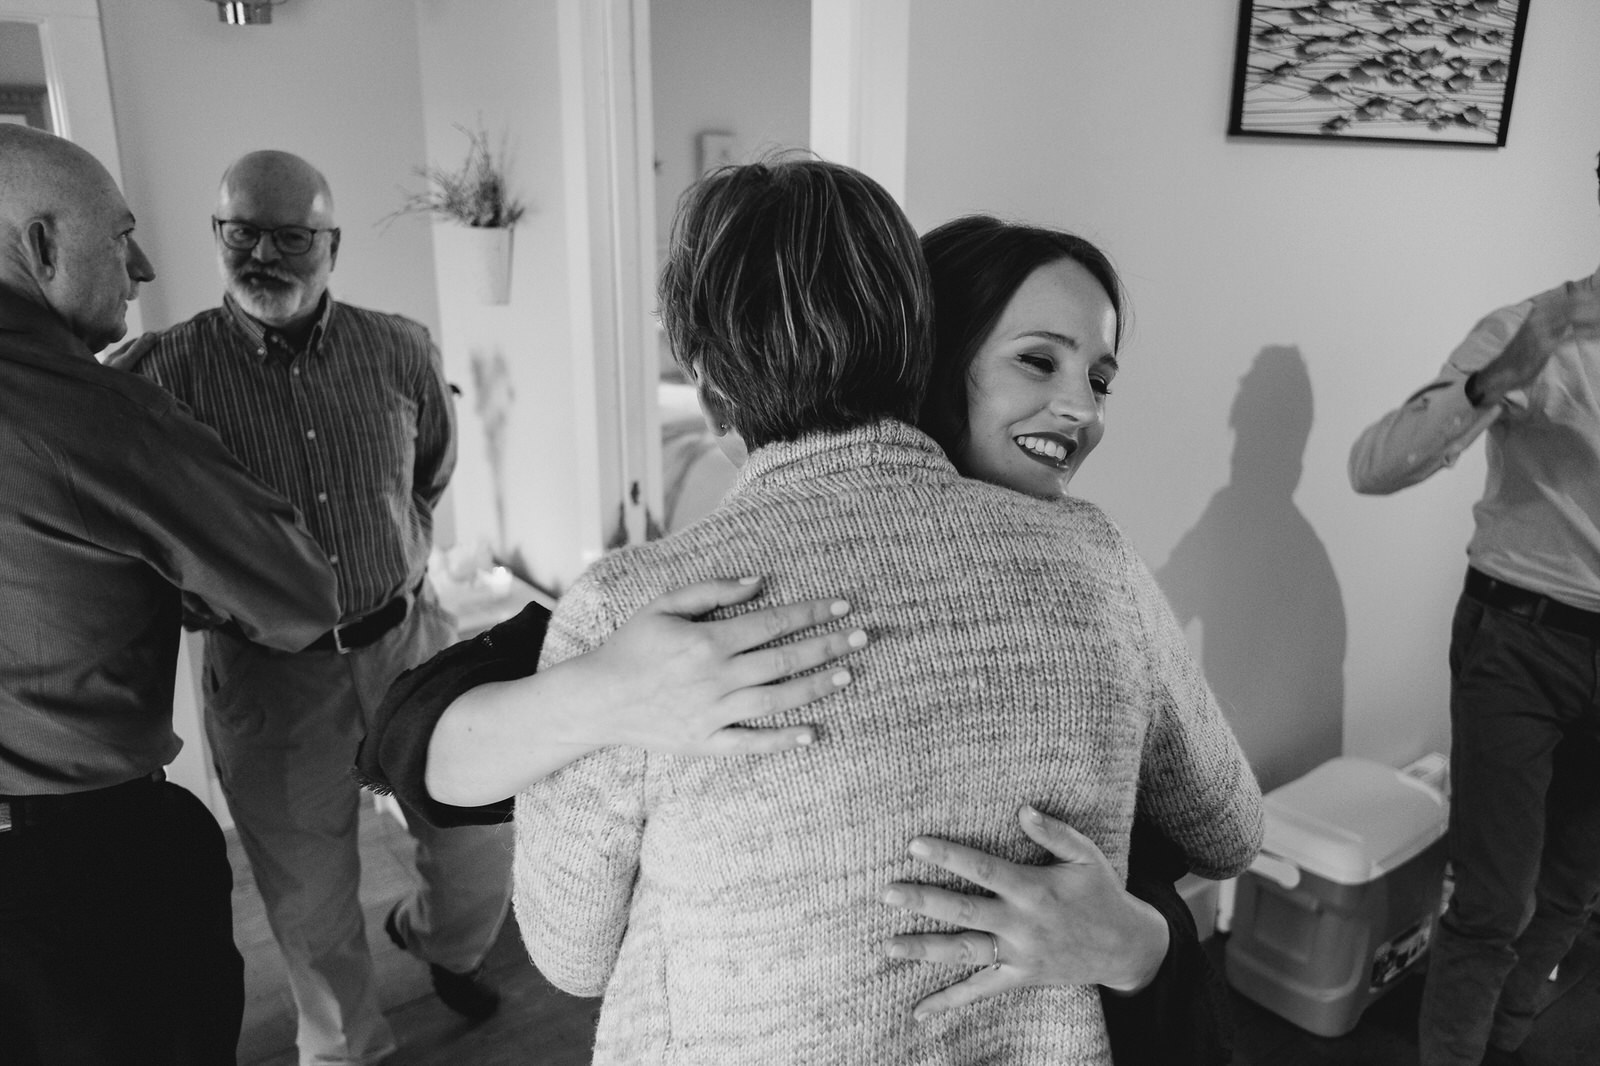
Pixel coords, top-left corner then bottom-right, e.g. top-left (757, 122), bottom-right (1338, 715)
top-left (110, 393), bottom-right (339, 649)
top-left (358, 601), bottom-right (551, 827)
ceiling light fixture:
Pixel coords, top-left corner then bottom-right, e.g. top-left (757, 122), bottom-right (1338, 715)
top-left (209, 0), bottom-right (288, 26)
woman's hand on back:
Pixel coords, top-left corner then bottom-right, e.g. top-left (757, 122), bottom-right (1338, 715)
top-left (878, 805), bottom-right (1171, 1020)
top-left (426, 577), bottom-right (868, 807)
top-left (576, 576), bottom-right (869, 754)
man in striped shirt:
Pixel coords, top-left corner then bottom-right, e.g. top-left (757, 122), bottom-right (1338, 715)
top-left (126, 151), bottom-right (510, 1066)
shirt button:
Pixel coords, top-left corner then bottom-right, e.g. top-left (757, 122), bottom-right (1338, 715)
top-left (317, 492), bottom-right (328, 503)
top-left (292, 366), bottom-right (301, 376)
top-left (329, 554), bottom-right (340, 566)
top-left (257, 347), bottom-right (266, 356)
top-left (306, 429), bottom-right (317, 440)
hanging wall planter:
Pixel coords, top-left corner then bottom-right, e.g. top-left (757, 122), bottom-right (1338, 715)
top-left (384, 123), bottom-right (525, 306)
top-left (437, 224), bottom-right (515, 305)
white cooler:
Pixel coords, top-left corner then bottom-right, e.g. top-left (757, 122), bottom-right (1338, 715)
top-left (1225, 756), bottom-right (1449, 1037)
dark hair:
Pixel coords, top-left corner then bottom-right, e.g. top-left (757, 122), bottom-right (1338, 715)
top-left (657, 158), bottom-right (932, 450)
top-left (917, 215), bottom-right (1128, 460)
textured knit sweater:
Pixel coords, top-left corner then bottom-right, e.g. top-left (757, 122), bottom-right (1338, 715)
top-left (514, 420), bottom-right (1263, 1065)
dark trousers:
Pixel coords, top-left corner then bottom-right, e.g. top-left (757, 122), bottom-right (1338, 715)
top-left (1418, 592), bottom-right (1600, 1066)
top-left (0, 778), bottom-right (243, 1065)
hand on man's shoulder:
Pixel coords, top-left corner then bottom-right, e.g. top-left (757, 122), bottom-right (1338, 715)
top-left (103, 330), bottom-right (159, 372)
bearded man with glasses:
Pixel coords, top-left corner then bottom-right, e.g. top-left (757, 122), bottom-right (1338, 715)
top-left (116, 150), bottom-right (511, 1066)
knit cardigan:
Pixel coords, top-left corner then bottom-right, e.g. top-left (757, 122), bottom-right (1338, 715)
top-left (514, 420), bottom-right (1263, 1065)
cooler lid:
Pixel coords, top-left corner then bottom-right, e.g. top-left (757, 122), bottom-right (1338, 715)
top-left (1260, 756), bottom-right (1447, 886)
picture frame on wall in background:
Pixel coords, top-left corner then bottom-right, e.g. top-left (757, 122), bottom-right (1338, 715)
top-left (1227, 0), bottom-right (1530, 147)
top-left (0, 86), bottom-right (49, 129)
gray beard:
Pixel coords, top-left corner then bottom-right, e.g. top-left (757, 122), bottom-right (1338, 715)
top-left (228, 278), bottom-right (305, 326)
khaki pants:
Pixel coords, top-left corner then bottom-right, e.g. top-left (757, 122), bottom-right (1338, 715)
top-left (206, 591), bottom-right (512, 1066)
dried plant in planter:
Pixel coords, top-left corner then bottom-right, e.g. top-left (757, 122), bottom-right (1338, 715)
top-left (385, 124), bottom-right (525, 229)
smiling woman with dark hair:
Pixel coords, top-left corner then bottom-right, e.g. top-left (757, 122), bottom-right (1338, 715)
top-left (510, 159), bottom-right (1261, 1065)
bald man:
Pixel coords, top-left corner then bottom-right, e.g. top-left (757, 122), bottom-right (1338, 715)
top-left (123, 151), bottom-right (510, 1066)
top-left (0, 129), bottom-right (340, 1063)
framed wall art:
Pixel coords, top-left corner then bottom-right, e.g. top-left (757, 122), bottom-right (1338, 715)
top-left (0, 86), bottom-right (49, 130)
top-left (1227, 1), bottom-right (1530, 147)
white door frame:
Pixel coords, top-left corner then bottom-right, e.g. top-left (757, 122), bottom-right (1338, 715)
top-left (564, 0), bottom-right (911, 544)
top-left (558, 0), bottom-right (661, 550)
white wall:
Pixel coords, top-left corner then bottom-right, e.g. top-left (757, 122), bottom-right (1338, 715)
top-left (97, 0), bottom-right (438, 338)
top-left (905, 0), bottom-right (1600, 790)
top-left (651, 0), bottom-right (810, 255)
top-left (413, 0), bottom-right (591, 593)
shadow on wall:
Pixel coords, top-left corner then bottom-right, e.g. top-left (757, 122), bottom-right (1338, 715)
top-left (1156, 345), bottom-right (1345, 794)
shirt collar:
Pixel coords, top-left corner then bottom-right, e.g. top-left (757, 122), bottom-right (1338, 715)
top-left (0, 285), bottom-right (98, 364)
top-left (222, 290), bottom-right (336, 362)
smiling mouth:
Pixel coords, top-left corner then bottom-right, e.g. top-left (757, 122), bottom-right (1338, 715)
top-left (1014, 433), bottom-right (1077, 469)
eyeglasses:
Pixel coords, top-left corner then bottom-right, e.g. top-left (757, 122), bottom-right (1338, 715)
top-left (212, 217), bottom-right (338, 256)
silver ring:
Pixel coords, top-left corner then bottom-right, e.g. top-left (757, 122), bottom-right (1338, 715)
top-left (987, 932), bottom-right (1001, 970)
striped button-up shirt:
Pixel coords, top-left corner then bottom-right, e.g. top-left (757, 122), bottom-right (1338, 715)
top-left (137, 294), bottom-right (455, 622)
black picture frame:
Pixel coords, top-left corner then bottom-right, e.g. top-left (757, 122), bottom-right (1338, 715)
top-left (0, 86), bottom-right (51, 132)
top-left (1227, 1), bottom-right (1530, 148)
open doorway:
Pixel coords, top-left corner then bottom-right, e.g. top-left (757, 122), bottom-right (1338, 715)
top-left (649, 0), bottom-right (811, 533)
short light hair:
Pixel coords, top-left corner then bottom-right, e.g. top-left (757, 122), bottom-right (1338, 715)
top-left (658, 158), bottom-right (932, 449)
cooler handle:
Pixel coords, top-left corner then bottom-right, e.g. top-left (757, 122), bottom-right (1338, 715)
top-left (1248, 851), bottom-right (1302, 890)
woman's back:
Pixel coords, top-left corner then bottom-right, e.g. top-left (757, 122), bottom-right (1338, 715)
top-left (515, 421), bottom-right (1259, 1066)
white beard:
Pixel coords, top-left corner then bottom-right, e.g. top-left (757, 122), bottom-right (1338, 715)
top-left (228, 275), bottom-right (307, 326)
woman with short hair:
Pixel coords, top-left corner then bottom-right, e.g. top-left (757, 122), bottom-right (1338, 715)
top-left (511, 159), bottom-right (1261, 1065)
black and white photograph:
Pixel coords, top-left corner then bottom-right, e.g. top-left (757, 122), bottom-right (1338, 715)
top-left (3, 3), bottom-right (1599, 1066)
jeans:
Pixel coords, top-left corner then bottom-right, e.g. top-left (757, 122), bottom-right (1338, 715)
top-left (1418, 591), bottom-right (1600, 1066)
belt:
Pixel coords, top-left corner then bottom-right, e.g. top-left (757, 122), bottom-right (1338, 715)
top-left (306, 589), bottom-right (412, 654)
top-left (1464, 568), bottom-right (1600, 638)
top-left (0, 769), bottom-right (165, 835)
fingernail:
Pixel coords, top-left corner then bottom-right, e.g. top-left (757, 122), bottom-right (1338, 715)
top-left (831, 669), bottom-right (851, 687)
top-left (739, 576), bottom-right (761, 585)
top-left (1022, 804), bottom-right (1043, 825)
top-left (881, 888), bottom-right (905, 905)
top-left (795, 731), bottom-right (815, 746)
top-left (912, 1009), bottom-right (928, 1023)
top-left (885, 941), bottom-right (908, 958)
top-left (847, 629), bottom-right (868, 648)
top-left (830, 599), bottom-right (850, 616)
top-left (908, 839), bottom-right (931, 858)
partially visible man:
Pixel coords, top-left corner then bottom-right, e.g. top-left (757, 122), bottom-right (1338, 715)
top-left (1350, 153), bottom-right (1600, 1066)
top-left (124, 151), bottom-right (510, 1066)
top-left (0, 126), bottom-right (340, 1064)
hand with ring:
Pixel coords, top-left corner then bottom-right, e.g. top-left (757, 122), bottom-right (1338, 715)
top-left (879, 804), bottom-right (1172, 1021)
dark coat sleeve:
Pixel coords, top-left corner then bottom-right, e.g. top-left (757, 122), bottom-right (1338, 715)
top-left (354, 600), bottom-right (552, 828)
top-left (1101, 817), bottom-right (1236, 1066)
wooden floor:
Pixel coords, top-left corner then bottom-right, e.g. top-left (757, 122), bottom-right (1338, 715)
top-left (231, 803), bottom-right (600, 1066)
top-left (233, 806), bottom-right (1600, 1065)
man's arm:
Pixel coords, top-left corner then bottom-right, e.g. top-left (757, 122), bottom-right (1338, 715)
top-left (411, 336), bottom-right (455, 511)
top-left (109, 390), bottom-right (340, 650)
top-left (1347, 311), bottom-right (1519, 496)
top-left (1348, 283), bottom-right (1596, 496)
